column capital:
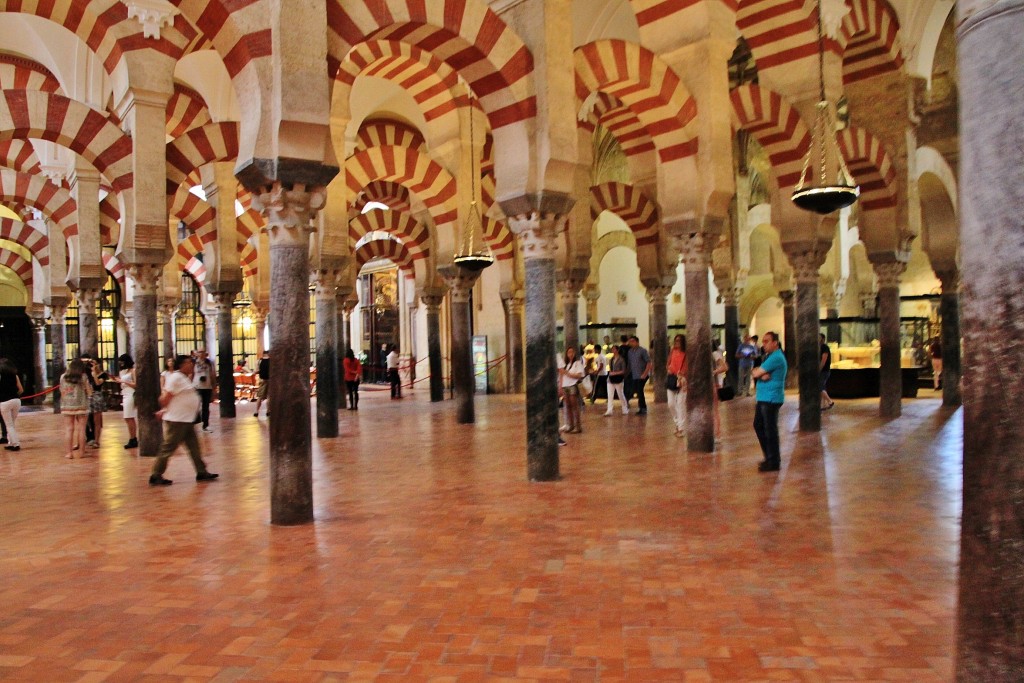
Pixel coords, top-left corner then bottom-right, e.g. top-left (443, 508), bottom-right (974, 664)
top-left (674, 232), bottom-right (715, 272)
top-left (127, 263), bottom-right (162, 296)
top-left (717, 286), bottom-right (743, 307)
top-left (505, 199), bottom-right (571, 261)
top-left (312, 269), bottom-right (341, 300)
top-left (872, 261), bottom-right (907, 289)
top-left (936, 269), bottom-right (960, 293)
top-left (30, 314), bottom-right (47, 331)
top-left (860, 291), bottom-right (878, 317)
top-left (212, 291), bottom-right (236, 310)
top-left (778, 289), bottom-right (795, 305)
top-left (253, 183), bottom-right (327, 247)
top-left (557, 277), bottom-right (585, 306)
top-left (47, 301), bottom-right (68, 323)
top-left (76, 286), bottom-right (101, 309)
top-left (158, 302), bottom-right (178, 321)
top-left (421, 294), bottom-right (445, 311)
top-left (440, 266), bottom-right (482, 304)
top-left (582, 284), bottom-right (600, 304)
top-left (782, 240), bottom-right (831, 284)
top-left (646, 285), bottom-right (673, 305)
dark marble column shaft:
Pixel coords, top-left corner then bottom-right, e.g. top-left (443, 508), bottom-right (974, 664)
top-left (956, 3), bottom-right (1024, 676)
top-left (315, 283), bottom-right (339, 438)
top-left (680, 236), bottom-right (714, 452)
top-left (938, 278), bottom-right (962, 407)
top-left (31, 317), bottom-right (47, 403)
top-left (560, 285), bottom-right (580, 353)
top-left (647, 288), bottom-right (670, 404)
top-left (723, 296), bottom-right (741, 393)
top-left (77, 288), bottom-right (100, 359)
top-left (214, 294), bottom-right (236, 418)
top-left (524, 256), bottom-right (559, 479)
top-left (160, 305), bottom-right (176, 361)
top-left (49, 306), bottom-right (66, 413)
top-left (795, 279), bottom-right (821, 432)
top-left (444, 268), bottom-right (481, 424)
top-left (336, 297), bottom-right (350, 409)
top-left (779, 290), bottom-right (799, 389)
top-left (506, 295), bottom-right (525, 394)
top-left (874, 266), bottom-right (903, 419)
top-left (128, 266), bottom-right (161, 457)
top-left (825, 308), bottom-right (841, 344)
top-left (422, 296), bottom-right (445, 402)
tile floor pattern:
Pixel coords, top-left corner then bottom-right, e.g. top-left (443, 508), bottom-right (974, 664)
top-left (0, 389), bottom-right (960, 682)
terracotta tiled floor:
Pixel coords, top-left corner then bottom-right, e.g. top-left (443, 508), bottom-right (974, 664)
top-left (0, 389), bottom-right (960, 682)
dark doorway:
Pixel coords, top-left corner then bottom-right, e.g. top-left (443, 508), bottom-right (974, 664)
top-left (0, 307), bottom-right (35, 396)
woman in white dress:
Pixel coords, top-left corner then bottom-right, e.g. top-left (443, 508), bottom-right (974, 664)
top-left (114, 354), bottom-right (138, 449)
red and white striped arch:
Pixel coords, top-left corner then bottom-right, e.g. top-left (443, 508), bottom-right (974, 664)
top-left (170, 2), bottom-right (270, 79)
top-left (355, 120), bottom-right (427, 153)
top-left (354, 181), bottom-right (413, 213)
top-left (349, 209), bottom-right (430, 262)
top-left (355, 237), bottom-right (415, 277)
top-left (737, 0), bottom-right (820, 72)
top-left (575, 40), bottom-right (698, 163)
top-left (99, 194), bottom-right (120, 246)
top-left (176, 231), bottom-right (209, 279)
top-left (840, 0), bottom-right (903, 84)
top-left (838, 126), bottom-right (897, 211)
top-left (590, 182), bottom-right (659, 246)
top-left (102, 253), bottom-right (126, 288)
top-left (239, 242), bottom-right (257, 278)
top-left (166, 83), bottom-right (213, 139)
top-left (346, 145), bottom-right (458, 227)
top-left (579, 92), bottom-right (657, 158)
top-left (0, 91), bottom-right (133, 192)
top-left (0, 140), bottom-right (42, 175)
top-left (0, 247), bottom-right (31, 292)
top-left (629, 0), bottom-right (739, 30)
top-left (336, 40), bottom-right (461, 127)
top-left (183, 255), bottom-right (206, 285)
top-left (730, 84), bottom-right (810, 190)
top-left (0, 54), bottom-right (61, 93)
top-left (481, 216), bottom-right (515, 261)
top-left (328, 0), bottom-right (535, 129)
top-left (165, 121), bottom-right (240, 195)
top-left (169, 187), bottom-right (216, 229)
top-left (0, 170), bottom-right (76, 240)
top-left (0, 217), bottom-right (48, 266)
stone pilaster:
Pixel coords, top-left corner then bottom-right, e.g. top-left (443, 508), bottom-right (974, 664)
top-left (421, 294), bottom-right (445, 402)
top-left (127, 264), bottom-right (162, 456)
top-left (30, 315), bottom-right (47, 404)
top-left (158, 302), bottom-right (177, 362)
top-left (872, 260), bottom-right (906, 419)
top-left (936, 269), bottom-right (962, 407)
top-left (785, 242), bottom-right (830, 432)
top-left (253, 182), bottom-right (327, 526)
top-left (502, 194), bottom-right (574, 482)
top-left (779, 290), bottom-right (799, 389)
top-left (48, 301), bottom-right (67, 413)
top-left (646, 286), bottom-right (672, 404)
top-left (719, 287), bottom-right (742, 394)
top-left (675, 233), bottom-right (715, 452)
top-left (77, 287), bottom-right (100, 359)
top-left (313, 274), bottom-right (339, 438)
top-left (441, 267), bottom-right (483, 424)
top-left (212, 291), bottom-right (238, 418)
top-left (501, 292), bottom-right (525, 394)
top-left (558, 279), bottom-right (583, 353)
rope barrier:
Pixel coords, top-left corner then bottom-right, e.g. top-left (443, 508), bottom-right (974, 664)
top-left (400, 354), bottom-right (508, 388)
top-left (19, 385), bottom-right (59, 400)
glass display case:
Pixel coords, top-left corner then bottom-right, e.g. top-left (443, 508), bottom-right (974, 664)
top-left (822, 316), bottom-right (927, 398)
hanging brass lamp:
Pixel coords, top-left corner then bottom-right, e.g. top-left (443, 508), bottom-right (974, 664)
top-left (791, 0), bottom-right (860, 215)
top-left (453, 98), bottom-right (495, 272)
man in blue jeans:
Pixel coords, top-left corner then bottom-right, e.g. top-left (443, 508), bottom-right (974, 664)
top-left (751, 331), bottom-right (788, 472)
top-left (626, 336), bottom-right (652, 415)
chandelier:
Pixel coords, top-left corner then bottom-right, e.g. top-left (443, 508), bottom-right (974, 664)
top-left (453, 95), bottom-right (494, 272)
top-left (791, 0), bottom-right (860, 214)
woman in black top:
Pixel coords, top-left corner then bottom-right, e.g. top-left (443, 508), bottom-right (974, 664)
top-left (0, 357), bottom-right (24, 451)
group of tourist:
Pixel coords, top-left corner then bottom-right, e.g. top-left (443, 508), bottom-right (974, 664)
top-left (558, 335), bottom-right (653, 436)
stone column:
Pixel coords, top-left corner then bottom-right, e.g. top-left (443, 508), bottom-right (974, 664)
top-left (212, 292), bottom-right (237, 418)
top-left (442, 267), bottom-right (482, 424)
top-left (936, 269), bottom-right (962, 407)
top-left (77, 287), bottom-right (100, 359)
top-left (873, 261), bottom-right (905, 418)
top-left (503, 199), bottom-right (572, 482)
top-left (720, 287), bottom-right (742, 393)
top-left (30, 314), bottom-right (47, 404)
top-left (677, 234), bottom-right (714, 452)
top-left (646, 286), bottom-right (671, 404)
top-left (501, 291), bottom-right (525, 394)
top-left (159, 302), bottom-right (177, 361)
top-left (779, 289), bottom-right (798, 389)
top-left (48, 302), bottom-right (67, 413)
top-left (558, 279), bottom-right (582, 353)
top-left (254, 309), bottom-right (267, 357)
top-left (957, 2), bottom-right (1024, 675)
top-left (860, 291), bottom-right (878, 318)
top-left (422, 294), bottom-right (445, 402)
top-left (583, 284), bottom-right (600, 325)
top-left (127, 264), bottom-right (162, 456)
top-left (786, 245), bottom-right (829, 433)
top-left (313, 274), bottom-right (339, 438)
top-left (336, 293), bottom-right (351, 409)
top-left (254, 184), bottom-right (325, 526)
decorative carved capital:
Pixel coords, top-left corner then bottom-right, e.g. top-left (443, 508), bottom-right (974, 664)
top-left (557, 278), bottom-right (585, 305)
top-left (312, 270), bottom-right (341, 300)
top-left (127, 264), bottom-right (162, 296)
top-left (30, 315), bottom-right (47, 332)
top-left (253, 183), bottom-right (327, 247)
top-left (674, 233), bottom-right (714, 272)
top-left (441, 266), bottom-right (481, 304)
top-left (48, 303), bottom-right (67, 324)
top-left (873, 261), bottom-right (906, 289)
top-left (158, 303), bottom-right (178, 321)
top-left (421, 295), bottom-right (444, 312)
top-left (582, 284), bottom-right (601, 304)
top-left (860, 292), bottom-right (878, 317)
top-left (936, 269), bottom-right (960, 294)
top-left (122, 0), bottom-right (179, 39)
top-left (783, 241), bottom-right (831, 284)
top-left (507, 212), bottom-right (567, 261)
top-left (645, 285), bottom-right (673, 305)
top-left (76, 287), bottom-right (101, 311)
top-left (212, 291), bottom-right (236, 311)
top-left (778, 289), bottom-right (795, 306)
top-left (717, 286), bottom-right (743, 307)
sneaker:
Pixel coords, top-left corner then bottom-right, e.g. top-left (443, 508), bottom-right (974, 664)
top-left (637, 410), bottom-right (647, 416)
top-left (4, 445), bottom-right (20, 451)
top-left (124, 438), bottom-right (138, 449)
top-left (196, 472), bottom-right (219, 482)
top-left (202, 427), bottom-right (214, 433)
top-left (87, 440), bottom-right (100, 448)
top-left (149, 475), bottom-right (173, 486)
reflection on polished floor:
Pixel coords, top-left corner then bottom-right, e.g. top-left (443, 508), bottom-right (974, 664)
top-left (0, 390), bottom-right (960, 681)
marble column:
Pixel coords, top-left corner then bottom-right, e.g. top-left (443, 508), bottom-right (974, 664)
top-left (314, 276), bottom-right (339, 438)
top-left (957, 1), bottom-right (1024, 674)
top-left (336, 293), bottom-right (350, 409)
top-left (504, 292), bottom-right (525, 394)
top-left (793, 269), bottom-right (822, 433)
top-left (873, 261), bottom-right (905, 419)
top-left (48, 302), bottom-right (67, 413)
top-left (825, 308), bottom-right (840, 344)
top-left (159, 303), bottom-right (177, 361)
top-left (30, 315), bottom-right (47, 404)
top-left (721, 287), bottom-right (742, 393)
top-left (442, 267), bottom-right (482, 424)
top-left (583, 285), bottom-right (600, 325)
top-left (647, 286), bottom-right (671, 404)
top-left (254, 184), bottom-right (324, 526)
top-left (936, 269), bottom-right (962, 407)
top-left (213, 292), bottom-right (237, 418)
top-left (559, 280), bottom-right (582, 353)
top-left (422, 294), bottom-right (445, 402)
top-left (77, 287), bottom-right (100, 359)
top-left (504, 200), bottom-right (572, 482)
top-left (678, 234), bottom-right (714, 453)
top-left (254, 310), bottom-right (267, 357)
top-left (127, 265), bottom-right (162, 457)
top-left (779, 289), bottom-right (799, 389)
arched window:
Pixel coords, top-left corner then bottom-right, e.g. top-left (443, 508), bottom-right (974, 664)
top-left (97, 271), bottom-right (121, 370)
top-left (232, 290), bottom-right (257, 369)
top-left (175, 273), bottom-right (205, 355)
top-left (65, 298), bottom-right (80, 359)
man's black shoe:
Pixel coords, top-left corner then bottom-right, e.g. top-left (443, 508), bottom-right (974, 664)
top-left (196, 472), bottom-right (219, 482)
top-left (636, 409), bottom-right (647, 415)
top-left (0, 437), bottom-right (7, 444)
top-left (758, 461), bottom-right (780, 472)
top-left (149, 475), bottom-right (173, 486)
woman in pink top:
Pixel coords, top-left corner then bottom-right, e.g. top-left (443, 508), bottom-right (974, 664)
top-left (667, 335), bottom-right (687, 437)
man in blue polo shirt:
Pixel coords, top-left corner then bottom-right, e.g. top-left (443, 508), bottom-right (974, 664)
top-left (751, 331), bottom-right (787, 472)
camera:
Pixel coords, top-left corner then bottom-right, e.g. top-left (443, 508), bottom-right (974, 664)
top-left (199, 375), bottom-right (207, 382)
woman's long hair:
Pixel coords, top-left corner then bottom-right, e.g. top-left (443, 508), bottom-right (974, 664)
top-left (64, 358), bottom-right (87, 384)
top-left (0, 357), bottom-right (14, 377)
top-left (673, 335), bottom-right (686, 351)
top-left (345, 348), bottom-right (356, 361)
top-left (562, 345), bottom-right (577, 368)
top-left (118, 354), bottom-right (134, 370)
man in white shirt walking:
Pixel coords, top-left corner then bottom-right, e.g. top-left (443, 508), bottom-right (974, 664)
top-left (149, 355), bottom-right (219, 486)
